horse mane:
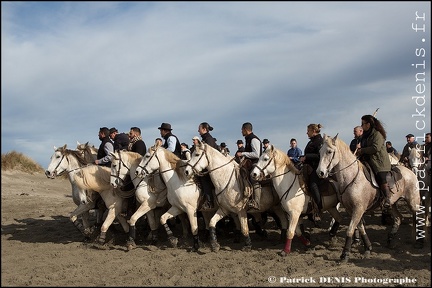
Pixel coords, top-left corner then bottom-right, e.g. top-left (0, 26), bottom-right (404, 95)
top-left (268, 146), bottom-right (299, 173)
top-left (325, 135), bottom-right (364, 169)
top-left (73, 165), bottom-right (111, 191)
top-left (157, 148), bottom-right (190, 182)
top-left (57, 146), bottom-right (88, 166)
top-left (121, 150), bottom-right (142, 162)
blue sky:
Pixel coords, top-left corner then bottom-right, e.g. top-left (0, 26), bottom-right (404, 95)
top-left (2, 1), bottom-right (431, 168)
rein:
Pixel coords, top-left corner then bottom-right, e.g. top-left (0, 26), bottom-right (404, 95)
top-left (325, 147), bottom-right (361, 196)
top-left (187, 145), bottom-right (237, 176)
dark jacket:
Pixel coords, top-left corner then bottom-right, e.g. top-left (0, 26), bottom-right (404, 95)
top-left (303, 134), bottom-right (323, 169)
top-left (97, 136), bottom-right (113, 167)
top-left (244, 133), bottom-right (262, 163)
top-left (131, 140), bottom-right (147, 156)
top-left (350, 137), bottom-right (361, 153)
top-left (359, 128), bottom-right (391, 173)
top-left (113, 133), bottom-right (130, 151)
top-left (201, 132), bottom-right (220, 151)
top-left (163, 132), bottom-right (182, 158)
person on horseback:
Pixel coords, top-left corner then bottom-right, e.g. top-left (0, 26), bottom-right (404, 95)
top-left (300, 123), bottom-right (324, 221)
top-left (95, 127), bottom-right (114, 167)
top-left (128, 127), bottom-right (147, 156)
top-left (234, 139), bottom-right (245, 164)
top-left (236, 122), bottom-right (262, 210)
top-left (109, 127), bottom-right (130, 151)
top-left (158, 123), bottom-right (182, 158)
top-left (349, 126), bottom-right (363, 154)
top-left (357, 115), bottom-right (392, 209)
top-left (400, 133), bottom-right (419, 167)
top-left (198, 122), bottom-right (219, 210)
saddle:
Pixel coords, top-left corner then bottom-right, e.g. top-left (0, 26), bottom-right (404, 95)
top-left (361, 161), bottom-right (403, 211)
top-left (301, 164), bottom-right (337, 197)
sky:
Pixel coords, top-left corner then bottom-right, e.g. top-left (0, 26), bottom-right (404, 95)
top-left (1, 1), bottom-right (431, 168)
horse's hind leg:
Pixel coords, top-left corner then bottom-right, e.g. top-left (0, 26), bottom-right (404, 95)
top-left (387, 204), bottom-right (402, 249)
top-left (340, 211), bottom-right (364, 264)
top-left (208, 209), bottom-right (226, 252)
top-left (357, 219), bottom-right (372, 258)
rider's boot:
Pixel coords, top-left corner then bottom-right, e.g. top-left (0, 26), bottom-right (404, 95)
top-left (380, 183), bottom-right (392, 209)
top-left (248, 182), bottom-right (261, 210)
top-left (309, 181), bottom-right (322, 222)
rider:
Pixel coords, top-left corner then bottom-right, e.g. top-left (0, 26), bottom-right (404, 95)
top-left (158, 123), bottom-right (182, 158)
top-left (236, 122), bottom-right (262, 210)
top-left (109, 127), bottom-right (130, 152)
top-left (95, 127), bottom-right (114, 167)
top-left (128, 127), bottom-right (147, 156)
top-left (300, 123), bottom-right (324, 221)
top-left (400, 133), bottom-right (419, 167)
top-left (198, 122), bottom-right (219, 210)
top-left (357, 115), bottom-right (392, 209)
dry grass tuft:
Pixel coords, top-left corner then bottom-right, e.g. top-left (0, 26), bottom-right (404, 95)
top-left (1, 151), bottom-right (44, 174)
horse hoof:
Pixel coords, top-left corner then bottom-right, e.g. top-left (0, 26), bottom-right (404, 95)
top-left (363, 250), bottom-right (371, 259)
top-left (127, 241), bottom-right (136, 251)
top-left (169, 237), bottom-right (178, 248)
top-left (242, 245), bottom-right (252, 252)
top-left (210, 241), bottom-right (220, 252)
top-left (278, 250), bottom-right (288, 257)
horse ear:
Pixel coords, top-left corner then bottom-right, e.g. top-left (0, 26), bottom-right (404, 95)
top-left (85, 141), bottom-right (89, 146)
top-left (332, 134), bottom-right (339, 145)
top-left (77, 141), bottom-right (81, 145)
top-left (53, 146), bottom-right (57, 151)
top-left (62, 144), bottom-right (67, 149)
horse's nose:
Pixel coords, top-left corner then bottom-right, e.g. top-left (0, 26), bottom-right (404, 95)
top-left (185, 170), bottom-right (190, 176)
top-left (318, 171), bottom-right (325, 178)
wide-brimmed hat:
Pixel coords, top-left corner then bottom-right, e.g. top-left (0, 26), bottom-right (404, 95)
top-left (406, 133), bottom-right (414, 138)
top-left (158, 123), bottom-right (172, 130)
top-left (220, 142), bottom-right (227, 148)
top-left (236, 140), bottom-right (243, 144)
top-left (263, 139), bottom-right (269, 144)
top-left (109, 127), bottom-right (118, 134)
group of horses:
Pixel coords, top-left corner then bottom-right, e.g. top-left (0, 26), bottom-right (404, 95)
top-left (45, 136), bottom-right (430, 263)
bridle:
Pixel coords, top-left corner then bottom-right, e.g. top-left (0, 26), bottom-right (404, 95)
top-left (186, 144), bottom-right (236, 177)
top-left (137, 147), bottom-right (179, 177)
top-left (110, 151), bottom-right (141, 188)
top-left (322, 145), bottom-right (360, 195)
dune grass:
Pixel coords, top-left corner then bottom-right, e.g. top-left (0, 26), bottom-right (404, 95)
top-left (1, 151), bottom-right (44, 174)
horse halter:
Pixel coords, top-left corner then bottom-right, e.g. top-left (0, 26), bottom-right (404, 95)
top-left (253, 154), bottom-right (275, 180)
top-left (51, 152), bottom-right (69, 177)
top-left (137, 147), bottom-right (173, 177)
top-left (186, 144), bottom-right (236, 176)
top-left (110, 151), bottom-right (133, 186)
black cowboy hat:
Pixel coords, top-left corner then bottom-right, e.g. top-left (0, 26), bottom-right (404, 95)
top-left (406, 133), bottom-right (414, 138)
top-left (263, 139), bottom-right (269, 144)
top-left (158, 123), bottom-right (172, 130)
top-left (236, 140), bottom-right (243, 144)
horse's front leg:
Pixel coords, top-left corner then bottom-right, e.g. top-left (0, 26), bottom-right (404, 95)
top-left (160, 206), bottom-right (184, 249)
top-left (237, 209), bottom-right (251, 252)
top-left (280, 211), bottom-right (304, 257)
top-left (208, 209), bottom-right (226, 252)
top-left (340, 211), bottom-right (363, 264)
top-left (127, 200), bottom-right (154, 250)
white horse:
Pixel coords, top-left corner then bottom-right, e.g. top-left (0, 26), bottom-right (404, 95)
top-left (45, 144), bottom-right (102, 239)
top-left (317, 134), bottom-right (421, 263)
top-left (183, 140), bottom-right (289, 252)
top-left (409, 144), bottom-right (431, 233)
top-left (134, 144), bottom-right (219, 252)
top-left (109, 150), bottom-right (183, 250)
top-left (250, 144), bottom-right (342, 256)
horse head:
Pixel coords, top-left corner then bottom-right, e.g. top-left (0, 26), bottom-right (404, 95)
top-left (184, 140), bottom-right (209, 179)
top-left (317, 134), bottom-right (343, 178)
top-left (45, 144), bottom-right (69, 179)
top-left (135, 145), bottom-right (160, 178)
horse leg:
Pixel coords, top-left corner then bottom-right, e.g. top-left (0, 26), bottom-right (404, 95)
top-left (271, 206), bottom-right (289, 243)
top-left (387, 204), bottom-right (402, 249)
top-left (340, 211), bottom-right (363, 264)
top-left (97, 193), bottom-right (124, 246)
top-left (208, 209), bottom-right (226, 252)
top-left (356, 219), bottom-right (372, 258)
top-left (327, 206), bottom-right (343, 245)
top-left (177, 213), bottom-right (191, 239)
top-left (249, 212), bottom-right (267, 239)
top-left (183, 206), bottom-right (200, 252)
top-left (70, 202), bottom-right (96, 238)
top-left (160, 207), bottom-right (183, 249)
top-left (280, 211), bottom-right (304, 257)
top-left (236, 209), bottom-right (252, 252)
